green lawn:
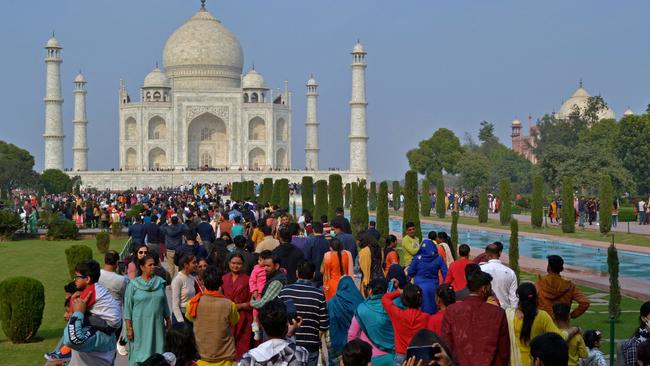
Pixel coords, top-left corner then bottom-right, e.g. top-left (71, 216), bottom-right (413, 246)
top-left (0, 238), bottom-right (126, 366)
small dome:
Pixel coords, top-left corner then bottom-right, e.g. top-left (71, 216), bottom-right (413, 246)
top-left (143, 67), bottom-right (170, 88)
top-left (511, 118), bottom-right (522, 126)
top-left (306, 76), bottom-right (318, 86)
top-left (242, 69), bottom-right (266, 89)
top-left (352, 41), bottom-right (366, 54)
top-left (46, 36), bottom-right (61, 49)
top-left (74, 73), bottom-right (86, 83)
top-left (623, 108), bottom-right (634, 117)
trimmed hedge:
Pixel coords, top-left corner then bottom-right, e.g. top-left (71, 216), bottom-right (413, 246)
top-left (509, 219), bottom-right (520, 283)
top-left (0, 209), bottom-right (21, 241)
top-left (561, 176), bottom-right (575, 233)
top-left (435, 178), bottom-right (446, 218)
top-left (0, 276), bottom-right (45, 343)
top-left (377, 181), bottom-right (389, 241)
top-left (64, 245), bottom-right (93, 279)
top-left (351, 180), bottom-right (369, 237)
top-left (618, 206), bottom-right (636, 222)
top-left (344, 183), bottom-right (352, 209)
top-left (499, 178), bottom-right (512, 226)
top-left (328, 174), bottom-right (344, 219)
top-left (314, 180), bottom-right (329, 221)
top-left (392, 181), bottom-right (401, 212)
top-left (301, 176), bottom-right (314, 214)
top-left (47, 219), bottom-right (79, 240)
top-left (531, 175), bottom-right (544, 228)
top-left (96, 232), bottom-right (110, 254)
top-left (403, 170), bottom-right (422, 239)
top-left (599, 175), bottom-right (613, 234)
top-left (369, 182), bottom-right (378, 211)
top-left (420, 179), bottom-right (431, 217)
top-left (450, 211), bottom-right (459, 260)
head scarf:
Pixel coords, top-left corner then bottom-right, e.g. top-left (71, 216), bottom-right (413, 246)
top-left (328, 276), bottom-right (363, 352)
top-left (386, 264), bottom-right (408, 289)
top-left (416, 239), bottom-right (439, 261)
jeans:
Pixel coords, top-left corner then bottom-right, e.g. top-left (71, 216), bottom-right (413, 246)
top-left (612, 215), bottom-right (618, 228)
top-left (306, 350), bottom-right (319, 366)
top-left (579, 212), bottom-right (586, 227)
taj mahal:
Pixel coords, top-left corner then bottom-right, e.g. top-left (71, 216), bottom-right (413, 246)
top-left (43, 1), bottom-right (370, 190)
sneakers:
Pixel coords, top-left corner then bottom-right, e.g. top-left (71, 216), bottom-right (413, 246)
top-left (116, 340), bottom-right (128, 356)
top-left (44, 351), bottom-right (71, 362)
top-left (252, 322), bottom-right (261, 340)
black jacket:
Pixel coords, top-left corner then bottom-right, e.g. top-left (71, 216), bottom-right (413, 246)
top-left (273, 243), bottom-right (305, 284)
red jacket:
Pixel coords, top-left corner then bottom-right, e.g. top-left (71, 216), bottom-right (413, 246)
top-left (427, 308), bottom-right (445, 334)
top-left (382, 290), bottom-right (430, 355)
top-left (441, 295), bottom-right (510, 366)
top-left (445, 257), bottom-right (471, 290)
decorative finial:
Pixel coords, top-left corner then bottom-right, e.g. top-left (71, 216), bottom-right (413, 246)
top-left (201, 0), bottom-right (206, 9)
top-left (252, 63), bottom-right (255, 71)
top-left (52, 31), bottom-right (55, 37)
top-left (155, 61), bottom-right (158, 68)
top-left (579, 78), bottom-right (583, 88)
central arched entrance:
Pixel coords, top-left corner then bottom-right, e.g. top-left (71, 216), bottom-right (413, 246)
top-left (187, 112), bottom-right (227, 169)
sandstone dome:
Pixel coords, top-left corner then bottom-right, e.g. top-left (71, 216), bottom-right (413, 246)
top-left (162, 7), bottom-right (244, 89)
top-left (511, 118), bottom-right (521, 126)
top-left (558, 86), bottom-right (615, 120)
top-left (143, 67), bottom-right (170, 88)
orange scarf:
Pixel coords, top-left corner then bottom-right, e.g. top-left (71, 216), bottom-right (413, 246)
top-left (186, 290), bottom-right (223, 319)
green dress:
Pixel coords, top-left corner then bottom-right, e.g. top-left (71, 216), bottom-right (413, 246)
top-left (124, 275), bottom-right (169, 366)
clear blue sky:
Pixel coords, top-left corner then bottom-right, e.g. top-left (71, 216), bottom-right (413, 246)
top-left (1, 0), bottom-right (649, 181)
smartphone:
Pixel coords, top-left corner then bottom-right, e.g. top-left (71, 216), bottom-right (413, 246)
top-left (406, 345), bottom-right (441, 362)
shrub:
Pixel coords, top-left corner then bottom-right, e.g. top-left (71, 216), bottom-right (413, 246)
top-left (0, 277), bottom-right (45, 343)
top-left (436, 178), bottom-right (446, 218)
top-left (96, 232), bottom-right (110, 253)
top-left (344, 183), bottom-right (351, 209)
top-left (369, 181), bottom-right (378, 211)
top-left (392, 181), bottom-right (401, 212)
top-left (377, 181), bottom-right (389, 241)
top-left (328, 174), bottom-right (344, 219)
top-left (314, 180), bottom-right (329, 220)
top-left (478, 185), bottom-right (488, 223)
top-left (262, 178), bottom-right (273, 204)
top-left (47, 219), bottom-right (79, 240)
top-left (0, 209), bottom-right (21, 241)
top-left (509, 219), bottom-right (520, 283)
top-left (420, 179), bottom-right (431, 217)
top-left (531, 175), bottom-right (543, 228)
top-left (499, 178), bottom-right (512, 226)
top-left (301, 176), bottom-right (314, 213)
top-left (402, 170), bottom-right (422, 239)
top-left (618, 206), bottom-right (637, 222)
top-left (450, 211), bottom-right (459, 260)
top-left (608, 243), bottom-right (621, 320)
top-left (271, 179), bottom-right (282, 207)
top-left (561, 176), bottom-right (575, 233)
top-left (599, 175), bottom-right (613, 234)
top-left (351, 180), bottom-right (369, 237)
top-left (64, 245), bottom-right (93, 279)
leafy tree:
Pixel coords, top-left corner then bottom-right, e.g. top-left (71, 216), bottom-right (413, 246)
top-left (314, 180), bottom-right (328, 221)
top-left (435, 178), bottom-right (446, 218)
top-left (616, 115), bottom-right (650, 194)
top-left (478, 120), bottom-right (498, 146)
top-left (0, 210), bottom-right (21, 241)
top-left (499, 178), bottom-right (512, 225)
top-left (392, 181), bottom-right (401, 212)
top-left (328, 174), bottom-right (344, 220)
top-left (344, 183), bottom-right (351, 209)
top-left (368, 182), bottom-right (378, 211)
top-left (40, 169), bottom-right (72, 194)
top-left (0, 141), bottom-right (38, 200)
top-left (301, 176), bottom-right (314, 214)
top-left (509, 219), bottom-right (520, 283)
top-left (351, 180), bottom-right (369, 237)
top-left (450, 211), bottom-right (459, 260)
top-left (478, 185), bottom-right (488, 223)
top-left (608, 243), bottom-right (621, 320)
top-left (531, 175), bottom-right (544, 228)
top-left (403, 171), bottom-right (422, 239)
top-left (420, 179), bottom-right (431, 217)
top-left (599, 175), bottom-right (613, 234)
top-left (561, 176), bottom-right (575, 233)
top-left (377, 181), bottom-right (389, 241)
top-left (262, 178), bottom-right (273, 204)
top-left (458, 151), bottom-right (490, 192)
top-left (407, 128), bottom-right (464, 182)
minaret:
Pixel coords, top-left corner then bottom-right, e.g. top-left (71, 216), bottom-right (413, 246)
top-left (43, 34), bottom-right (64, 171)
top-left (72, 73), bottom-right (88, 171)
top-left (305, 75), bottom-right (319, 170)
top-left (349, 41), bottom-right (368, 172)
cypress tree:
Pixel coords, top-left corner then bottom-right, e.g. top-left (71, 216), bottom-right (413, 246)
top-left (292, 200), bottom-right (297, 219)
top-left (402, 170), bottom-right (422, 239)
top-left (509, 218), bottom-right (520, 283)
top-left (450, 211), bottom-right (459, 260)
top-left (478, 185), bottom-right (488, 223)
top-left (328, 174), bottom-right (344, 220)
top-left (262, 178), bottom-right (273, 204)
top-left (420, 179), bottom-right (431, 217)
top-left (531, 175), bottom-right (543, 228)
top-left (436, 178), bottom-right (446, 218)
top-left (280, 179), bottom-right (290, 210)
top-left (232, 182), bottom-right (241, 201)
top-left (301, 176), bottom-right (314, 214)
top-left (499, 178), bottom-right (512, 226)
top-left (599, 175), bottom-right (613, 234)
top-left (271, 179), bottom-right (284, 208)
top-left (561, 176), bottom-right (575, 233)
top-left (392, 181), bottom-right (401, 212)
top-left (351, 182), bottom-right (358, 209)
top-left (351, 180), bottom-right (369, 237)
top-left (369, 182), bottom-right (378, 211)
top-left (377, 181), bottom-right (389, 241)
top-left (314, 180), bottom-right (329, 221)
top-left (608, 242), bottom-right (621, 320)
top-left (344, 183), bottom-right (351, 209)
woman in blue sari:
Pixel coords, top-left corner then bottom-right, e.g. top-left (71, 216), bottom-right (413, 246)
top-left (348, 278), bottom-right (395, 366)
top-left (407, 239), bottom-right (447, 314)
top-left (328, 276), bottom-right (364, 366)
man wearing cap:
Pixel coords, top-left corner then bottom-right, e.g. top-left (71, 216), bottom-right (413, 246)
top-left (535, 255), bottom-right (590, 319)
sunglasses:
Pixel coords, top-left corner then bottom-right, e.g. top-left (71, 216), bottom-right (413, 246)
top-left (74, 275), bottom-right (87, 279)
top-left (138, 251), bottom-right (149, 255)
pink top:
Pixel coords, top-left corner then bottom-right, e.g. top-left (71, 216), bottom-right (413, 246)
top-left (347, 316), bottom-right (388, 358)
top-left (248, 264), bottom-right (267, 296)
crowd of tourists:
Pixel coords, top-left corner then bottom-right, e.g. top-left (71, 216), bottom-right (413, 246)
top-left (8, 185), bottom-right (645, 366)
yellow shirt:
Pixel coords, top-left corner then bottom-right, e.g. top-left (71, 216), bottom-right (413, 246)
top-left (401, 235), bottom-right (420, 268)
top-left (513, 310), bottom-right (563, 366)
top-left (251, 227), bottom-right (264, 245)
top-left (565, 331), bottom-right (588, 366)
top-left (359, 247), bottom-right (371, 291)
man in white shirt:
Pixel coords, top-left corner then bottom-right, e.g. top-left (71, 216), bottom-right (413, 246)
top-left (639, 199), bottom-right (646, 224)
top-left (98, 251), bottom-right (127, 306)
top-left (480, 242), bottom-right (518, 309)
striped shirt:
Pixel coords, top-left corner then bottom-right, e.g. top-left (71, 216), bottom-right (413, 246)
top-left (279, 280), bottom-right (329, 352)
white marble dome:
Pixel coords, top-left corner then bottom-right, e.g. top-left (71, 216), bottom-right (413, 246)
top-left (511, 118), bottom-right (521, 126)
top-left (307, 76), bottom-right (318, 86)
top-left (623, 108), bottom-right (634, 117)
top-left (74, 73), bottom-right (86, 83)
top-left (143, 67), bottom-right (170, 88)
top-left (162, 8), bottom-right (243, 85)
top-left (352, 41), bottom-right (365, 54)
top-left (46, 36), bottom-right (61, 48)
top-left (242, 69), bottom-right (266, 89)
top-left (558, 86), bottom-right (615, 120)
